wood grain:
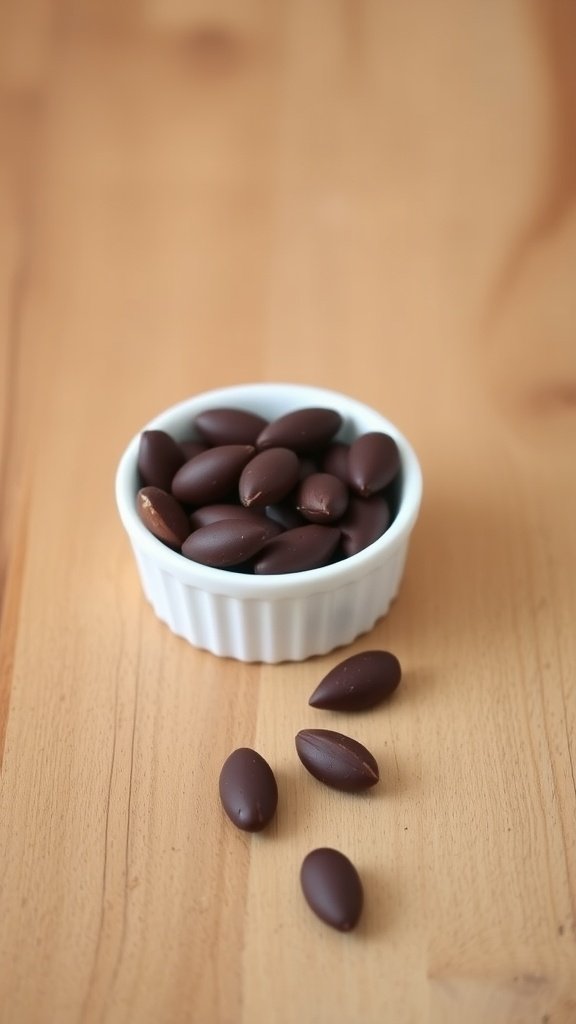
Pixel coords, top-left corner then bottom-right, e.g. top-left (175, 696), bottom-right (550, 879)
top-left (1, 1), bottom-right (575, 1022)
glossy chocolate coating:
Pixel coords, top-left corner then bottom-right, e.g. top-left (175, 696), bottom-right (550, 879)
top-left (321, 441), bottom-right (350, 483)
top-left (348, 431), bottom-right (400, 497)
top-left (295, 728), bottom-right (379, 791)
top-left (296, 472), bottom-right (349, 524)
top-left (300, 848), bottom-right (363, 931)
top-left (189, 503), bottom-right (281, 541)
top-left (138, 430), bottom-right (185, 491)
top-left (309, 650), bottom-right (402, 711)
top-left (265, 502), bottom-right (305, 531)
top-left (137, 486), bottom-right (191, 550)
top-left (239, 448), bottom-right (300, 508)
top-left (339, 494), bottom-right (391, 556)
top-left (171, 445), bottom-right (255, 505)
top-left (194, 407), bottom-right (268, 446)
top-left (253, 525), bottom-right (340, 575)
top-left (219, 747), bottom-right (278, 832)
top-left (179, 440), bottom-right (208, 462)
top-left (256, 407), bottom-right (342, 454)
top-left (182, 519), bottom-right (272, 567)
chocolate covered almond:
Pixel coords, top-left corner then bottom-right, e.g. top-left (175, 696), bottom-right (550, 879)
top-left (300, 848), bottom-right (363, 931)
top-left (253, 525), bottom-right (340, 575)
top-left (309, 650), bottom-right (402, 711)
top-left (138, 430), bottom-right (185, 491)
top-left (256, 407), bottom-right (342, 453)
top-left (239, 448), bottom-right (300, 508)
top-left (348, 431), bottom-right (400, 497)
top-left (137, 487), bottom-right (191, 550)
top-left (296, 472), bottom-right (349, 524)
top-left (295, 729), bottom-right (379, 792)
top-left (194, 407), bottom-right (268, 446)
top-left (182, 519), bottom-right (271, 567)
top-left (171, 445), bottom-right (255, 505)
top-left (219, 748), bottom-right (278, 832)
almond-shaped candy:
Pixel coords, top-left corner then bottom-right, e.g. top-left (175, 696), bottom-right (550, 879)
top-left (219, 747), bottom-right (278, 832)
top-left (296, 472), bottom-right (349, 524)
top-left (256, 407), bottom-right (342, 453)
top-left (239, 447), bottom-right (300, 508)
top-left (137, 486), bottom-right (191, 550)
top-left (265, 502), bottom-right (305, 531)
top-left (321, 442), bottom-right (350, 483)
top-left (179, 440), bottom-right (208, 462)
top-left (253, 525), bottom-right (340, 575)
top-left (348, 431), bottom-right (400, 497)
top-left (189, 503), bottom-right (281, 539)
top-left (171, 445), bottom-right (255, 505)
top-left (339, 494), bottom-right (391, 556)
top-left (194, 407), bottom-right (268, 446)
top-left (309, 650), bottom-right (402, 711)
top-left (182, 519), bottom-right (272, 567)
top-left (295, 729), bottom-right (379, 791)
top-left (138, 430), bottom-right (185, 490)
top-left (300, 848), bottom-right (363, 931)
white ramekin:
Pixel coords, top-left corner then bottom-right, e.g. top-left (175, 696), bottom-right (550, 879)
top-left (115, 383), bottom-right (422, 663)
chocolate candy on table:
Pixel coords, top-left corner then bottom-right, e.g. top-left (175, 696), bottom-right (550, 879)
top-left (296, 472), bottom-right (349, 524)
top-left (256, 407), bottom-right (343, 453)
top-left (300, 848), bottom-right (363, 932)
top-left (309, 650), bottom-right (402, 711)
top-left (171, 444), bottom-right (255, 505)
top-left (239, 447), bottom-right (300, 508)
top-left (219, 747), bottom-right (278, 832)
top-left (137, 486), bottom-right (191, 550)
top-left (194, 407), bottom-right (268, 446)
top-left (348, 431), bottom-right (400, 497)
top-left (182, 519), bottom-right (273, 568)
top-left (138, 430), bottom-right (185, 491)
top-left (295, 728), bottom-right (379, 792)
top-left (339, 494), bottom-right (391, 557)
top-left (253, 525), bottom-right (341, 575)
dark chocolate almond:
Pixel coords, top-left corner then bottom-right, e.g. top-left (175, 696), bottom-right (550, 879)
top-left (219, 747), bottom-right (278, 832)
top-left (138, 430), bottom-right (185, 490)
top-left (300, 848), bottom-right (363, 931)
top-left (309, 650), bottom-right (402, 711)
top-left (194, 407), bottom-right (268, 446)
top-left (182, 519), bottom-right (271, 567)
top-left (189, 503), bottom-right (281, 540)
top-left (137, 486), bottom-right (191, 550)
top-left (239, 448), bottom-right (300, 508)
top-left (321, 442), bottom-right (350, 483)
top-left (296, 472), bottom-right (349, 523)
top-left (179, 440), bottom-right (208, 462)
top-left (348, 432), bottom-right (400, 497)
top-left (339, 494), bottom-right (391, 556)
top-left (253, 525), bottom-right (340, 575)
top-left (295, 728), bottom-right (379, 791)
top-left (171, 445), bottom-right (255, 505)
top-left (256, 407), bottom-right (342, 453)
top-left (265, 502), bottom-right (305, 531)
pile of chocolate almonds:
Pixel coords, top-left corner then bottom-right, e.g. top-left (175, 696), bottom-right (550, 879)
top-left (218, 649), bottom-right (401, 932)
top-left (136, 405), bottom-right (401, 573)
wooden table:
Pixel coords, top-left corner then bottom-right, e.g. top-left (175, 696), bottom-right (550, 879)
top-left (1, 2), bottom-right (575, 1022)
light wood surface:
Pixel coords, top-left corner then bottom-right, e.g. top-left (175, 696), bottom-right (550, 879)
top-left (1, 2), bottom-right (576, 1022)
